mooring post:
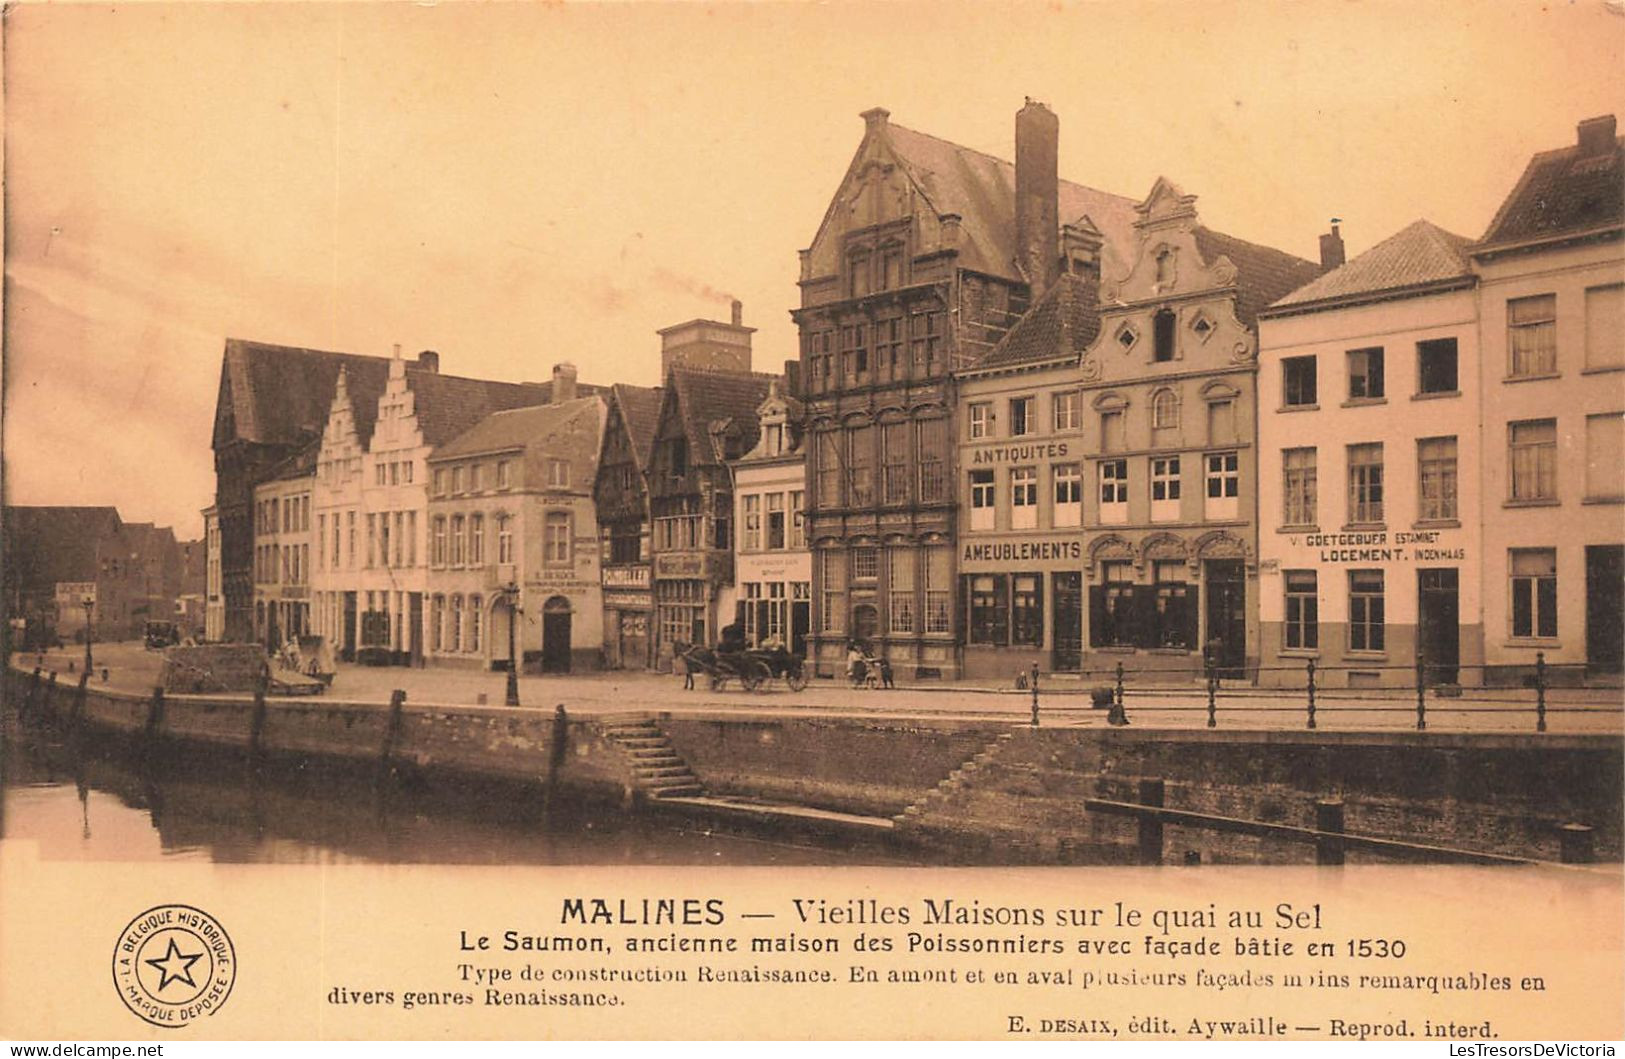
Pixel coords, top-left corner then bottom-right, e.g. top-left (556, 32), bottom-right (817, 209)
top-left (249, 670), bottom-right (269, 756)
top-left (1305, 659), bottom-right (1318, 730)
top-left (1205, 659), bottom-right (1218, 729)
top-left (27, 667), bottom-right (41, 716)
top-left (1559, 823), bottom-right (1594, 865)
top-left (1137, 777), bottom-right (1165, 866)
top-left (1414, 647), bottom-right (1427, 731)
top-left (1114, 662), bottom-right (1125, 709)
top-left (42, 671), bottom-right (58, 716)
top-left (73, 670), bottom-right (90, 722)
top-left (1315, 798), bottom-right (1346, 866)
top-left (1535, 651), bottom-right (1548, 733)
top-left (378, 689), bottom-right (407, 777)
top-left (145, 686), bottom-right (165, 737)
top-left (1030, 663), bottom-right (1040, 728)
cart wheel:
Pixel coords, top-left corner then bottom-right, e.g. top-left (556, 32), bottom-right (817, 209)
top-left (740, 662), bottom-right (767, 692)
top-left (709, 673), bottom-right (726, 691)
top-left (786, 668), bottom-right (808, 693)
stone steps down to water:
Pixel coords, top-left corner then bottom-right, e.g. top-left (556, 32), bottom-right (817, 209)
top-left (600, 719), bottom-right (704, 799)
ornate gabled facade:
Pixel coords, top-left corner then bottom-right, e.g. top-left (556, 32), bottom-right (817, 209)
top-left (593, 383), bottom-right (663, 669)
top-left (795, 101), bottom-right (1137, 679)
top-left (730, 380), bottom-right (811, 654)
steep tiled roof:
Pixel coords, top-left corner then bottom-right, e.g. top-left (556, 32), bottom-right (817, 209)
top-left (264, 442), bottom-right (320, 483)
top-left (407, 372), bottom-right (551, 448)
top-left (430, 396), bottom-right (602, 460)
top-left (667, 368), bottom-right (777, 465)
top-left (1479, 130), bottom-right (1624, 248)
top-left (884, 123), bottom-right (1141, 280)
top-left (972, 272), bottom-right (1102, 371)
top-left (1191, 227), bottom-right (1324, 327)
top-left (610, 383), bottom-right (664, 471)
top-left (1270, 220), bottom-right (1474, 310)
top-left (214, 339), bottom-right (393, 451)
top-left (2, 505), bottom-right (123, 593)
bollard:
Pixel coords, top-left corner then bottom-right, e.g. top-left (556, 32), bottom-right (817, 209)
top-left (1114, 662), bottom-right (1125, 709)
top-left (1305, 659), bottom-right (1318, 730)
top-left (1315, 798), bottom-right (1346, 866)
top-left (1415, 650), bottom-right (1427, 731)
top-left (1030, 663), bottom-right (1040, 728)
top-left (1205, 662), bottom-right (1218, 729)
top-left (1137, 778), bottom-right (1165, 866)
top-left (27, 667), bottom-right (41, 716)
top-left (378, 689), bottom-right (407, 776)
top-left (73, 670), bottom-right (89, 722)
top-left (1558, 823), bottom-right (1594, 865)
top-left (68, 659), bottom-right (75, 674)
top-left (249, 674), bottom-right (269, 756)
top-left (1535, 652), bottom-right (1548, 733)
top-left (42, 671), bottom-right (58, 716)
top-left (101, 667), bottom-right (109, 683)
top-left (145, 686), bottom-right (165, 737)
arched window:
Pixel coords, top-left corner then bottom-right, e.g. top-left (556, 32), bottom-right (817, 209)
top-left (1153, 309), bottom-right (1177, 361)
top-left (1151, 389), bottom-right (1181, 430)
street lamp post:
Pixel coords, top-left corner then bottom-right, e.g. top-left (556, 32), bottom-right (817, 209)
top-left (82, 597), bottom-right (95, 674)
top-left (504, 582), bottom-right (520, 707)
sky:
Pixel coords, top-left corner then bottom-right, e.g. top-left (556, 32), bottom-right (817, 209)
top-left (4, 1), bottom-right (1623, 539)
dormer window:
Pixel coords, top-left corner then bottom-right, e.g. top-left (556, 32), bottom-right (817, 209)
top-left (765, 423), bottom-right (784, 456)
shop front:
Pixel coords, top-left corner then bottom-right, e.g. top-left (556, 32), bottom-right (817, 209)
top-left (959, 535), bottom-right (1085, 679)
top-left (601, 563), bottom-right (652, 670)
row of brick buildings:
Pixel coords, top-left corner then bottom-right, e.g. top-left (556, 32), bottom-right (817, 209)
top-left (201, 102), bottom-right (1621, 686)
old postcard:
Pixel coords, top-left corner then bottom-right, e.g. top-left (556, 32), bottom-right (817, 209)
top-left (2, 0), bottom-right (1622, 1043)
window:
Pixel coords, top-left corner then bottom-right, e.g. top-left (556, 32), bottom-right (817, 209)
top-left (968, 574), bottom-right (1008, 645)
top-left (389, 462), bottom-right (400, 486)
top-left (610, 526), bottom-right (641, 564)
top-left (1418, 338), bottom-right (1458, 394)
top-left (402, 461), bottom-right (413, 485)
top-left (1284, 571), bottom-right (1319, 650)
top-left (847, 424), bottom-right (874, 506)
top-left (924, 546), bottom-right (951, 633)
top-left (766, 493), bottom-right (786, 549)
top-left (968, 403), bottom-right (993, 439)
top-left (819, 550), bottom-right (846, 634)
top-left (1508, 420), bottom-right (1557, 501)
top-left (434, 468), bottom-right (446, 496)
top-left (1151, 560), bottom-right (1192, 649)
top-left (1283, 356), bottom-right (1317, 407)
top-left (1207, 399), bottom-right (1235, 444)
top-left (1053, 390), bottom-right (1081, 431)
top-left (497, 516), bottom-right (514, 564)
top-left (450, 515), bottom-right (465, 566)
top-left (1347, 443), bottom-right (1384, 524)
top-left (1417, 436), bottom-right (1458, 522)
top-left (406, 511), bottom-right (416, 566)
top-left (917, 419), bottom-right (947, 502)
top-left (1009, 396), bottom-right (1035, 437)
top-left (469, 597), bottom-right (482, 653)
top-left (318, 514), bottom-right (326, 569)
top-left (742, 495), bottom-right (762, 551)
top-left (1094, 561), bottom-right (1135, 647)
top-left (1282, 447), bottom-right (1317, 526)
top-left (847, 251), bottom-right (870, 299)
top-left (669, 438), bottom-right (687, 478)
top-left (1054, 463), bottom-right (1082, 527)
top-left (883, 421), bottom-right (910, 504)
top-left (496, 460), bottom-right (511, 490)
top-left (1153, 309), bottom-right (1177, 361)
top-left (452, 466), bottom-right (464, 494)
top-left (1100, 409), bottom-right (1125, 452)
top-left (346, 512), bottom-right (356, 567)
top-left (469, 513), bottom-right (485, 564)
top-left (547, 459), bottom-right (569, 487)
top-left (1348, 570), bottom-right (1385, 652)
top-left (969, 470), bottom-right (996, 530)
top-left (910, 310), bottom-right (942, 374)
top-left (816, 432), bottom-right (842, 507)
top-left (430, 596), bottom-right (443, 652)
top-left (1585, 413), bottom-right (1625, 500)
top-left (545, 513), bottom-right (571, 565)
top-left (1150, 456), bottom-right (1181, 522)
top-left (1347, 347), bottom-right (1384, 399)
top-left (879, 245), bottom-right (904, 291)
top-left (375, 463), bottom-right (387, 486)
top-left (888, 549), bottom-right (915, 634)
top-left (380, 513), bottom-right (392, 567)
top-left (764, 422), bottom-right (785, 456)
top-left (450, 595), bottom-right (463, 653)
top-left (1510, 549), bottom-right (1558, 639)
top-left (789, 491), bottom-right (805, 548)
top-left (366, 514), bottom-right (377, 567)
top-left (852, 546), bottom-right (878, 581)
top-left (876, 316), bottom-right (905, 379)
top-left (842, 323), bottom-right (869, 381)
top-left (1508, 294), bottom-right (1556, 377)
top-left (1098, 460), bottom-right (1128, 523)
top-left (1011, 467), bottom-right (1038, 529)
top-left (1012, 574), bottom-right (1043, 646)
top-left (1205, 452), bottom-right (1240, 519)
top-left (1585, 285), bottom-right (1624, 370)
top-left (1151, 389), bottom-right (1180, 430)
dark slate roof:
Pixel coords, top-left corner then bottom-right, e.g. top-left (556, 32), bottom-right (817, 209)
top-left (2, 505), bottom-right (123, 593)
top-left (1479, 132), bottom-right (1625, 248)
top-left (973, 272), bottom-right (1102, 371)
top-left (1191, 226), bottom-right (1324, 328)
top-left (610, 383), bottom-right (664, 472)
top-left (264, 442), bottom-right (320, 483)
top-left (1271, 220), bottom-right (1474, 310)
top-left (214, 339), bottom-right (393, 451)
top-left (666, 368), bottom-right (778, 465)
top-left (431, 396), bottom-right (602, 460)
top-left (884, 123), bottom-right (1141, 280)
top-left (408, 372), bottom-right (550, 448)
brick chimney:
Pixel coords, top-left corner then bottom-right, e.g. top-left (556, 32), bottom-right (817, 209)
top-left (1319, 224), bottom-right (1346, 272)
top-left (731, 299), bottom-right (743, 327)
top-left (1015, 98), bottom-right (1061, 302)
top-left (552, 362), bottom-right (578, 403)
top-left (415, 349), bottom-right (439, 373)
top-left (861, 106), bottom-right (890, 133)
top-left (1578, 115), bottom-right (1617, 157)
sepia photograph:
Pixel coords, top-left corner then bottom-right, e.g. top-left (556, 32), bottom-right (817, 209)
top-left (1, 0), bottom-right (1622, 1042)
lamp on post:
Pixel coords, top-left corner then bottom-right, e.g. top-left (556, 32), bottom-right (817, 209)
top-left (504, 581), bottom-right (521, 707)
top-left (81, 595), bottom-right (95, 674)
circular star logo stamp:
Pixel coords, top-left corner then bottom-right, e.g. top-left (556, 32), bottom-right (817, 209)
top-left (112, 905), bottom-right (236, 1028)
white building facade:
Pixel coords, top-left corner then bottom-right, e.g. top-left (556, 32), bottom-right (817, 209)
top-left (730, 384), bottom-right (811, 654)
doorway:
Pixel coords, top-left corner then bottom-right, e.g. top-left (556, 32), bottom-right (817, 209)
top-left (1587, 545), bottom-right (1624, 674)
top-left (1052, 571), bottom-right (1082, 671)
top-left (542, 596), bottom-right (572, 674)
top-left (791, 597), bottom-right (810, 658)
top-left (851, 603), bottom-right (879, 645)
top-left (341, 592), bottom-right (357, 662)
top-left (408, 593), bottom-right (424, 667)
top-left (1417, 568), bottom-right (1460, 685)
top-left (1203, 559), bottom-right (1246, 678)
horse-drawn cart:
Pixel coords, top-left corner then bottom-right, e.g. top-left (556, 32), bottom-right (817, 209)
top-left (676, 643), bottom-right (807, 693)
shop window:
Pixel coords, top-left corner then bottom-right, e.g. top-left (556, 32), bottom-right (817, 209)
top-left (1284, 570), bottom-right (1319, 650)
top-left (1510, 549), bottom-right (1558, 639)
top-left (968, 574), bottom-right (1009, 645)
top-left (819, 550), bottom-right (846, 634)
top-left (1012, 575), bottom-right (1044, 646)
top-left (1151, 560), bottom-right (1194, 649)
top-left (1090, 561), bottom-right (1135, 647)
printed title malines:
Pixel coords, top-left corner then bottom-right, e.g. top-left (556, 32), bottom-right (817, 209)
top-left (461, 898), bottom-right (727, 948)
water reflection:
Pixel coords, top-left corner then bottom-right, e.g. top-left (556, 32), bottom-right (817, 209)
top-left (2, 720), bottom-right (914, 866)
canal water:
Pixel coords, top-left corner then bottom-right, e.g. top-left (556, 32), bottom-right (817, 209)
top-left (1, 719), bottom-right (915, 866)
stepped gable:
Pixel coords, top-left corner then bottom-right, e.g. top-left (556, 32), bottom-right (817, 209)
top-left (1479, 122), bottom-right (1624, 247)
top-left (882, 122), bottom-right (1141, 280)
top-left (1190, 225), bottom-right (1324, 327)
top-left (972, 271), bottom-right (1102, 371)
top-left (668, 368), bottom-right (778, 464)
top-left (1271, 220), bottom-right (1474, 310)
top-left (610, 383), bottom-right (664, 471)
